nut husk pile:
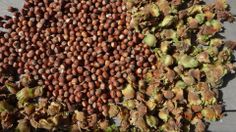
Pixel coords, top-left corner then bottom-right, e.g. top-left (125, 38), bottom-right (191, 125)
top-left (0, 0), bottom-right (236, 131)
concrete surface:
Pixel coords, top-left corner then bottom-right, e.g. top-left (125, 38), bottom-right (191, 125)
top-left (0, 0), bottom-right (236, 131)
top-left (206, 0), bottom-right (236, 132)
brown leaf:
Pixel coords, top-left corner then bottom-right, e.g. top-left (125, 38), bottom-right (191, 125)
top-left (73, 111), bottom-right (85, 122)
top-left (108, 104), bottom-right (119, 117)
top-left (215, 0), bottom-right (227, 11)
top-left (153, 93), bottom-right (164, 104)
top-left (157, 0), bottom-right (171, 15)
top-left (192, 118), bottom-right (206, 132)
top-left (172, 87), bottom-right (184, 101)
top-left (201, 107), bottom-right (218, 121)
top-left (188, 90), bottom-right (202, 105)
top-left (47, 102), bottom-right (61, 116)
top-left (30, 118), bottom-right (40, 129)
top-left (184, 109), bottom-right (193, 121)
top-left (197, 52), bottom-right (211, 63)
top-left (225, 40), bottom-right (236, 50)
top-left (189, 69), bottom-right (201, 82)
top-left (38, 119), bottom-right (54, 130)
top-left (191, 105), bottom-right (203, 112)
top-left (146, 98), bottom-right (157, 111)
top-left (135, 117), bottom-right (148, 131)
top-left (87, 114), bottom-right (97, 127)
top-left (158, 109), bottom-right (169, 122)
top-left (166, 68), bottom-right (176, 82)
top-left (99, 120), bottom-right (109, 130)
top-left (137, 102), bottom-right (148, 117)
top-left (212, 104), bottom-right (223, 117)
top-left (16, 119), bottom-right (31, 132)
top-left (122, 84), bottom-right (135, 99)
top-left (165, 100), bottom-right (175, 111)
top-left (163, 90), bottom-right (175, 100)
top-left (24, 104), bottom-right (35, 115)
top-left (188, 18), bottom-right (198, 28)
top-left (201, 89), bottom-right (216, 105)
top-left (201, 25), bottom-right (217, 35)
top-left (136, 92), bottom-right (145, 102)
top-left (1, 111), bottom-right (14, 129)
top-left (196, 82), bottom-right (209, 91)
top-left (146, 84), bottom-right (157, 97)
top-left (172, 0), bottom-right (182, 6)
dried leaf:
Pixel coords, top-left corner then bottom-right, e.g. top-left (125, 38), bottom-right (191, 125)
top-left (1, 111), bottom-right (14, 129)
top-left (157, 0), bottom-right (171, 15)
top-left (201, 89), bottom-right (217, 105)
top-left (135, 117), bottom-right (148, 131)
top-left (145, 115), bottom-right (158, 128)
top-left (188, 90), bottom-right (202, 105)
top-left (201, 107), bottom-right (218, 121)
top-left (179, 54), bottom-right (199, 68)
top-left (137, 102), bottom-right (148, 117)
top-left (99, 120), bottom-right (109, 130)
top-left (123, 100), bottom-right (136, 110)
top-left (73, 111), bottom-right (85, 122)
top-left (16, 87), bottom-right (34, 103)
top-left (38, 119), bottom-right (54, 130)
top-left (159, 15), bottom-right (175, 27)
top-left (108, 104), bottom-right (119, 117)
top-left (163, 90), bottom-right (175, 99)
top-left (122, 84), bottom-right (135, 99)
top-left (5, 82), bottom-right (17, 94)
top-left (158, 109), bottom-right (169, 122)
top-left (0, 101), bottom-right (13, 112)
top-left (16, 119), bottom-right (31, 132)
top-left (197, 52), bottom-right (211, 63)
top-left (47, 102), bottom-right (61, 116)
top-left (146, 98), bottom-right (156, 111)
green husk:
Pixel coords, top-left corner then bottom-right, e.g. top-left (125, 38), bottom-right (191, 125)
top-left (143, 34), bottom-right (157, 47)
top-left (158, 109), bottom-right (169, 122)
top-left (187, 5), bottom-right (203, 15)
top-left (146, 98), bottom-right (156, 111)
top-left (16, 87), bottom-right (34, 103)
top-left (123, 100), bottom-right (136, 110)
top-left (195, 14), bottom-right (205, 24)
top-left (105, 124), bottom-right (119, 132)
top-left (159, 15), bottom-right (175, 27)
top-left (145, 115), bottom-right (158, 128)
top-left (122, 84), bottom-right (135, 99)
top-left (163, 55), bottom-right (174, 66)
top-left (175, 81), bottom-right (187, 89)
top-left (179, 54), bottom-right (199, 68)
top-left (201, 107), bottom-right (218, 121)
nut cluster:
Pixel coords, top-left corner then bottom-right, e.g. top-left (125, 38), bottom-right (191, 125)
top-left (0, 0), bottom-right (156, 115)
